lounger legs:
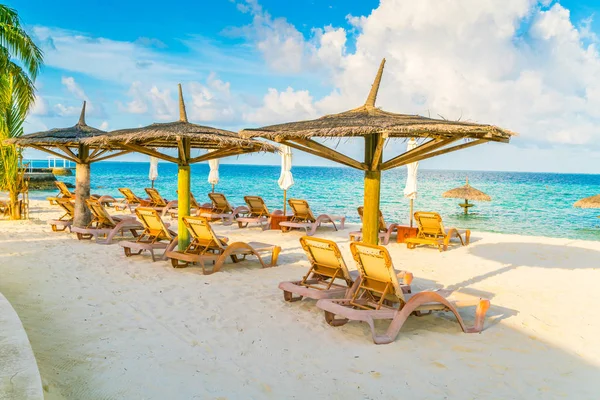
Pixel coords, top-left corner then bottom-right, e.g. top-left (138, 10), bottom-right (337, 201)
top-left (373, 292), bottom-right (489, 344)
top-left (123, 247), bottom-right (143, 257)
top-left (321, 293), bottom-right (490, 345)
top-left (324, 311), bottom-right (349, 327)
top-left (283, 290), bottom-right (303, 302)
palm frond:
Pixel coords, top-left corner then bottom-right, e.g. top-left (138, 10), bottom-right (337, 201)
top-left (6, 61), bottom-right (35, 114)
top-left (0, 6), bottom-right (20, 26)
top-left (0, 22), bottom-right (43, 79)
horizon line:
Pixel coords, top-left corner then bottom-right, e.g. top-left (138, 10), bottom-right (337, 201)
top-left (22, 158), bottom-right (600, 176)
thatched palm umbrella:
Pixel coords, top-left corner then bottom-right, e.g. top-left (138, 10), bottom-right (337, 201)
top-left (84, 84), bottom-right (275, 250)
top-left (241, 59), bottom-right (515, 244)
top-left (574, 195), bottom-right (600, 209)
top-left (7, 102), bottom-right (131, 226)
top-left (443, 177), bottom-right (491, 214)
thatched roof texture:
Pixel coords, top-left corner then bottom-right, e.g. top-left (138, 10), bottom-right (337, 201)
top-left (443, 178), bottom-right (491, 201)
top-left (574, 194), bottom-right (600, 209)
top-left (241, 59), bottom-right (514, 143)
top-left (7, 102), bottom-right (105, 147)
top-left (85, 85), bottom-right (274, 154)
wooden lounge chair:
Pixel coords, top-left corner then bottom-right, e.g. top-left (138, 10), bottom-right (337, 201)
top-left (47, 198), bottom-right (75, 232)
top-left (56, 181), bottom-right (74, 198)
top-left (47, 181), bottom-right (73, 205)
top-left (279, 199), bottom-right (345, 236)
top-left (144, 188), bottom-right (168, 207)
top-left (349, 206), bottom-right (400, 245)
top-left (119, 207), bottom-right (177, 261)
top-left (316, 242), bottom-right (490, 344)
top-left (236, 196), bottom-right (281, 230)
top-left (279, 236), bottom-right (412, 302)
top-left (48, 181), bottom-right (114, 207)
top-left (165, 216), bottom-right (280, 274)
top-left (0, 199), bottom-right (8, 217)
top-left (166, 191), bottom-right (206, 219)
top-left (144, 187), bottom-right (178, 215)
top-left (405, 211), bottom-right (470, 251)
top-left (116, 188), bottom-right (150, 211)
top-left (199, 193), bottom-right (249, 225)
top-left (71, 199), bottom-right (144, 244)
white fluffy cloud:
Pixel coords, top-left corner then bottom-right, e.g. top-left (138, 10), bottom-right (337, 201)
top-left (244, 87), bottom-right (317, 124)
top-left (119, 73), bottom-right (238, 123)
top-left (147, 86), bottom-right (177, 121)
top-left (54, 76), bottom-right (103, 118)
top-left (238, 0), bottom-right (600, 149)
top-left (61, 76), bottom-right (87, 100)
top-left (119, 82), bottom-right (148, 114)
top-left (29, 95), bottom-right (48, 116)
top-left (232, 0), bottom-right (346, 74)
top-left (188, 73), bottom-right (237, 123)
top-left (32, 27), bottom-right (193, 84)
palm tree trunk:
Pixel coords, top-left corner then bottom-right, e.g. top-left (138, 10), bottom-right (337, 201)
top-left (8, 189), bottom-right (20, 219)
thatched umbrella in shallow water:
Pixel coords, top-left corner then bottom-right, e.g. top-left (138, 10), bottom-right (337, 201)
top-left (574, 195), bottom-right (600, 209)
top-left (7, 102), bottom-right (131, 226)
top-left (241, 59), bottom-right (515, 244)
top-left (84, 84), bottom-right (275, 250)
top-left (443, 177), bottom-right (491, 214)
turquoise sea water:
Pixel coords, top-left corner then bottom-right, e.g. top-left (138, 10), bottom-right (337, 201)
top-left (30, 161), bottom-right (600, 241)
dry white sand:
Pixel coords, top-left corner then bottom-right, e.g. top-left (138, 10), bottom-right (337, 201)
top-left (1, 199), bottom-right (599, 399)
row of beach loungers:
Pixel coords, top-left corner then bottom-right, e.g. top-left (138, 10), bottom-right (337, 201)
top-left (45, 184), bottom-right (485, 344)
top-left (49, 182), bottom-right (470, 251)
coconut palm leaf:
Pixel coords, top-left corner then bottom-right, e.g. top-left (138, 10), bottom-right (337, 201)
top-left (0, 5), bottom-right (43, 79)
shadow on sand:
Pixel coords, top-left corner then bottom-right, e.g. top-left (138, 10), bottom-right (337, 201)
top-left (445, 242), bottom-right (600, 291)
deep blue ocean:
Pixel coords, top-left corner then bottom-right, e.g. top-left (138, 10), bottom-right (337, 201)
top-left (29, 161), bottom-right (600, 241)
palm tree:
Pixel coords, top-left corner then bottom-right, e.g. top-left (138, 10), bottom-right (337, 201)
top-left (0, 5), bottom-right (43, 219)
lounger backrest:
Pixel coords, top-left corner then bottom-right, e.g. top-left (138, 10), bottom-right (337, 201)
top-left (86, 199), bottom-right (117, 228)
top-left (182, 216), bottom-right (226, 251)
top-left (55, 181), bottom-right (73, 198)
top-left (357, 206), bottom-right (387, 231)
top-left (145, 188), bottom-right (168, 207)
top-left (288, 199), bottom-right (316, 222)
top-left (176, 190), bottom-right (200, 209)
top-left (119, 188), bottom-right (141, 203)
top-left (349, 242), bottom-right (406, 303)
top-left (244, 196), bottom-right (269, 216)
top-left (300, 236), bottom-right (353, 285)
top-left (208, 193), bottom-right (232, 213)
top-left (56, 198), bottom-right (75, 219)
top-left (190, 192), bottom-right (201, 209)
top-left (135, 207), bottom-right (172, 240)
top-left (414, 212), bottom-right (445, 237)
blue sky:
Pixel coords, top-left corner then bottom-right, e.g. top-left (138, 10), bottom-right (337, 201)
top-left (13, 0), bottom-right (600, 173)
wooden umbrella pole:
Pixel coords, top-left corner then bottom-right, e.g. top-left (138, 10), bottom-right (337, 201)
top-left (283, 189), bottom-right (287, 216)
top-left (409, 198), bottom-right (414, 228)
top-left (212, 184), bottom-right (215, 193)
top-left (177, 139), bottom-right (191, 251)
top-left (362, 134), bottom-right (382, 245)
top-left (73, 144), bottom-right (91, 228)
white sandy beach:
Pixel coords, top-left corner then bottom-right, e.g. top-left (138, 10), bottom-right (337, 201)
top-left (1, 199), bottom-right (599, 399)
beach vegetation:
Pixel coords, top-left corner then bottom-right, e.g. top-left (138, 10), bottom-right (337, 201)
top-left (0, 5), bottom-right (43, 219)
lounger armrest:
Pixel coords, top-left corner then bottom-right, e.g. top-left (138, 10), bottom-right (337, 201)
top-left (161, 200), bottom-right (179, 217)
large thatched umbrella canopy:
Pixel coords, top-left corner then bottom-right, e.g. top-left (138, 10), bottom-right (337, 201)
top-left (6, 102), bottom-right (131, 226)
top-left (84, 84), bottom-right (275, 249)
top-left (443, 178), bottom-right (491, 214)
top-left (242, 59), bottom-right (515, 244)
top-left (574, 195), bottom-right (600, 209)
